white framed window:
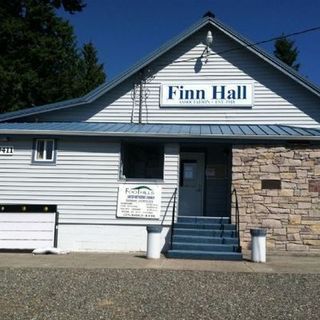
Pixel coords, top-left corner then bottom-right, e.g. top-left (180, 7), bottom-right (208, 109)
top-left (33, 139), bottom-right (56, 163)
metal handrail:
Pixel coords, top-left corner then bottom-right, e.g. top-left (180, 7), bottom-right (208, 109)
top-left (231, 188), bottom-right (241, 252)
top-left (170, 188), bottom-right (178, 250)
top-left (53, 211), bottom-right (59, 248)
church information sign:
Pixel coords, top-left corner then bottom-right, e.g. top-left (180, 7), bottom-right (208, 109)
top-left (117, 184), bottom-right (162, 219)
top-left (160, 82), bottom-right (253, 107)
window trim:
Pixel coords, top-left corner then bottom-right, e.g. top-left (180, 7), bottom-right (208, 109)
top-left (32, 139), bottom-right (57, 165)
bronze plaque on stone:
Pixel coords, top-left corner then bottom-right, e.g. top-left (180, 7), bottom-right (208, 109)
top-left (309, 180), bottom-right (320, 193)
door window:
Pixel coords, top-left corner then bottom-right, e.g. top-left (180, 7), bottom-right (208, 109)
top-left (181, 160), bottom-right (198, 187)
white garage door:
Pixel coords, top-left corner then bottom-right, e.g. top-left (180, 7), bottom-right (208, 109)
top-left (0, 212), bottom-right (56, 249)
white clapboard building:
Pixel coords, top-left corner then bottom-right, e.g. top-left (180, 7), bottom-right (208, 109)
top-left (0, 13), bottom-right (320, 260)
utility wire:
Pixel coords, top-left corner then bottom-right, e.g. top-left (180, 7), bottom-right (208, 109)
top-left (246, 26), bottom-right (320, 46)
top-left (154, 26), bottom-right (320, 66)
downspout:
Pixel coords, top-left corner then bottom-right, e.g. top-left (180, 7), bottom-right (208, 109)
top-left (130, 84), bottom-right (136, 123)
top-left (138, 70), bottom-right (144, 124)
top-left (139, 78), bottom-right (143, 124)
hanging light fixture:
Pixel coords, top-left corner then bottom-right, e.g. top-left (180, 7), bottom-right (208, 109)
top-left (206, 30), bottom-right (213, 47)
top-left (201, 30), bottom-right (213, 63)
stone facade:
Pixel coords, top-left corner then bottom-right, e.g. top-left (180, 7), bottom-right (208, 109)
top-left (232, 145), bottom-right (320, 253)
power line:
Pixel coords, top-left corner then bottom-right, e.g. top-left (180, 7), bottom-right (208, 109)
top-left (255, 26), bottom-right (320, 46)
top-left (154, 26), bottom-right (320, 66)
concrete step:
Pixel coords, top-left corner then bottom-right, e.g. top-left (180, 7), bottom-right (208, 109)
top-left (172, 242), bottom-right (239, 252)
top-left (172, 235), bottom-right (238, 245)
top-left (174, 222), bottom-right (236, 230)
top-left (166, 249), bottom-right (243, 261)
top-left (174, 228), bottom-right (236, 238)
top-left (168, 215), bottom-right (241, 261)
top-left (177, 216), bottom-right (230, 224)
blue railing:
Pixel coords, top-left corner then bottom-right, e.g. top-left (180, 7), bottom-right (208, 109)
top-left (170, 188), bottom-right (178, 250)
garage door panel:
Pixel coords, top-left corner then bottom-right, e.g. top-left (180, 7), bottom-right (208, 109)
top-left (0, 240), bottom-right (53, 249)
top-left (0, 230), bottom-right (54, 240)
top-left (0, 213), bottom-right (56, 249)
top-left (0, 213), bottom-right (55, 223)
top-left (0, 222), bottom-right (55, 231)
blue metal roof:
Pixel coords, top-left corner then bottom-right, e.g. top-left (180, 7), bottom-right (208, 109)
top-left (0, 15), bottom-right (320, 123)
top-left (0, 122), bottom-right (320, 140)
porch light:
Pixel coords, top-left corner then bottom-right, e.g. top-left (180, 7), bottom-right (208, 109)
top-left (202, 30), bottom-right (213, 63)
top-left (206, 31), bottom-right (213, 47)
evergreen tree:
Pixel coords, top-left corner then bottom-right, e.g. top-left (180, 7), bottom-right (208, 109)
top-left (49, 0), bottom-right (86, 13)
top-left (0, 0), bottom-right (106, 113)
top-left (273, 35), bottom-right (300, 71)
top-left (78, 42), bottom-right (106, 95)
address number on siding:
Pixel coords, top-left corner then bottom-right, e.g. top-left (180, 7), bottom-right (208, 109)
top-left (0, 146), bottom-right (14, 155)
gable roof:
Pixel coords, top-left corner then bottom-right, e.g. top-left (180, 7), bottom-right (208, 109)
top-left (0, 14), bottom-right (319, 122)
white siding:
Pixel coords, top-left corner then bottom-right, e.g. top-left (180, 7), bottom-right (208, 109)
top-left (161, 143), bottom-right (180, 223)
top-left (29, 27), bottom-right (320, 127)
top-left (57, 225), bottom-right (170, 252)
top-left (0, 139), bottom-right (179, 226)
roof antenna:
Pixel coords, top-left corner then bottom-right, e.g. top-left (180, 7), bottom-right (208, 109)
top-left (203, 11), bottom-right (215, 18)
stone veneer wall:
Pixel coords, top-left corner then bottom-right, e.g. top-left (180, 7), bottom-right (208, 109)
top-left (232, 145), bottom-right (320, 253)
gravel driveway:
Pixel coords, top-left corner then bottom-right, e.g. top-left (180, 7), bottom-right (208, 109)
top-left (0, 268), bottom-right (319, 320)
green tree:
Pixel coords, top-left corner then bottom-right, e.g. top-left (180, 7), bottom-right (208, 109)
top-left (273, 35), bottom-right (300, 71)
top-left (49, 0), bottom-right (86, 13)
top-left (0, 0), bottom-right (106, 113)
top-left (78, 42), bottom-right (106, 95)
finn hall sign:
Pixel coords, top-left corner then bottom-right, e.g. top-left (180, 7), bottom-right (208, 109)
top-left (160, 82), bottom-right (253, 107)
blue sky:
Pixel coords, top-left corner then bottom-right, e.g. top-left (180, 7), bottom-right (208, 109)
top-left (60, 0), bottom-right (320, 85)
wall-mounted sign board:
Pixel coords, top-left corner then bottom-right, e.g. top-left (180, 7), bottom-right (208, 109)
top-left (0, 146), bottom-right (14, 155)
top-left (117, 184), bottom-right (162, 219)
top-left (160, 82), bottom-right (253, 107)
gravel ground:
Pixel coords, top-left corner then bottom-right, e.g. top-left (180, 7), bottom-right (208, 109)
top-left (0, 268), bottom-right (319, 320)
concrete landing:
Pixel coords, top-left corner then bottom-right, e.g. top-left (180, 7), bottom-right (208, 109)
top-left (0, 252), bottom-right (319, 273)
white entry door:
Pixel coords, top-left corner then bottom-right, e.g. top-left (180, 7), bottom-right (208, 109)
top-left (179, 152), bottom-right (205, 216)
